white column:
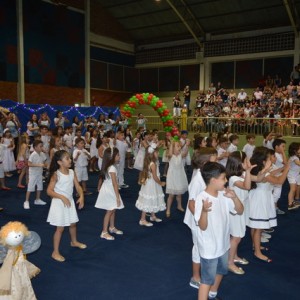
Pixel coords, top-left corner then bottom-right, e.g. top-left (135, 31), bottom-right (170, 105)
top-left (84, 0), bottom-right (90, 106)
top-left (16, 0), bottom-right (25, 103)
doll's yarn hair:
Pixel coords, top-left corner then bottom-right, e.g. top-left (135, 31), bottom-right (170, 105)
top-left (0, 222), bottom-right (29, 246)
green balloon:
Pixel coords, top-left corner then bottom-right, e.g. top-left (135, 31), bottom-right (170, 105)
top-left (143, 93), bottom-right (149, 100)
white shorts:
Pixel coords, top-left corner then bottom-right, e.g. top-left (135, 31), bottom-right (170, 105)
top-left (288, 174), bottom-right (300, 185)
top-left (27, 174), bottom-right (43, 192)
top-left (0, 164), bottom-right (4, 178)
top-left (75, 166), bottom-right (88, 182)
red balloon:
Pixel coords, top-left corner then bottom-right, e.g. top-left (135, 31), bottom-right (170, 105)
top-left (156, 100), bottom-right (163, 108)
top-left (162, 109), bottom-right (170, 116)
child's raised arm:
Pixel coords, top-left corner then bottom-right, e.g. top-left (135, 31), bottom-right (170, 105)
top-left (199, 198), bottom-right (212, 230)
top-left (181, 140), bottom-right (190, 158)
top-left (167, 141), bottom-right (174, 158)
top-left (224, 188), bottom-right (244, 215)
top-left (234, 159), bottom-right (255, 190)
top-left (47, 173), bottom-right (71, 207)
top-left (264, 161), bottom-right (290, 185)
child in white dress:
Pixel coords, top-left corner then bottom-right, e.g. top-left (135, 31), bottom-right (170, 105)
top-left (249, 147), bottom-right (289, 263)
top-left (225, 151), bottom-right (254, 275)
top-left (136, 144), bottom-right (166, 227)
top-left (162, 132), bottom-right (171, 177)
top-left (166, 140), bottom-right (189, 217)
top-left (133, 131), bottom-right (152, 171)
top-left (89, 129), bottom-right (99, 172)
top-left (133, 131), bottom-right (141, 159)
top-left (95, 147), bottom-right (124, 240)
top-left (47, 150), bottom-right (86, 262)
top-left (287, 142), bottom-right (300, 210)
top-left (2, 129), bottom-right (16, 177)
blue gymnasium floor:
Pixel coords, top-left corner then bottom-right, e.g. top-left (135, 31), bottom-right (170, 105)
top-left (0, 167), bottom-right (300, 300)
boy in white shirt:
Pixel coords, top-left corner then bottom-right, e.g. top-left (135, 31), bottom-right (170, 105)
top-left (73, 138), bottom-right (92, 195)
top-left (73, 128), bottom-right (84, 146)
top-left (40, 125), bottom-right (51, 163)
top-left (63, 126), bottom-right (73, 154)
top-left (242, 134), bottom-right (256, 159)
top-left (262, 131), bottom-right (275, 149)
top-left (115, 131), bottom-right (129, 188)
top-left (227, 134), bottom-right (239, 153)
top-left (194, 162), bottom-right (243, 300)
top-left (24, 140), bottom-right (48, 209)
top-left (216, 137), bottom-right (229, 167)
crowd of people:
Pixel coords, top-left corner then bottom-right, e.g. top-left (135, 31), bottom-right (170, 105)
top-left (173, 69), bottom-right (300, 136)
top-left (0, 99), bottom-right (300, 299)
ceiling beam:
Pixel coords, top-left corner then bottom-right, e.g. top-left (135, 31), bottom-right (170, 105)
top-left (283, 0), bottom-right (299, 36)
top-left (166, 0), bottom-right (203, 48)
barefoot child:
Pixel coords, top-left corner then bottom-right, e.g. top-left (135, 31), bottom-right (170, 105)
top-left (136, 143), bottom-right (166, 226)
top-left (47, 150), bottom-right (86, 262)
top-left (95, 147), bottom-right (124, 240)
top-left (249, 147), bottom-right (289, 263)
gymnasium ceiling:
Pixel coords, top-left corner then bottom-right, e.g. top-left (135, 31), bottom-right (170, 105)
top-left (94, 0), bottom-right (300, 46)
top-left (59, 0), bottom-right (300, 46)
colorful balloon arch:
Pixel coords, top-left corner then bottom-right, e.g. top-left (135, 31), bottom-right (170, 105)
top-left (121, 93), bottom-right (180, 137)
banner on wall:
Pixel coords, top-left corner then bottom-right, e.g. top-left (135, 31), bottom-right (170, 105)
top-left (0, 100), bottom-right (120, 132)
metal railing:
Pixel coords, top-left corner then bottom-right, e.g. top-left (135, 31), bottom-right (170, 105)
top-left (130, 116), bottom-right (300, 136)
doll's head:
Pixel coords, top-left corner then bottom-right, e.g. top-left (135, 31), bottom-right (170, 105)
top-left (0, 221), bottom-right (29, 247)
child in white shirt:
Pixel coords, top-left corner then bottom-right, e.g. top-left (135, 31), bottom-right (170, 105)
top-left (242, 134), bottom-right (256, 159)
top-left (63, 127), bottom-right (73, 154)
top-left (217, 137), bottom-right (229, 167)
top-left (184, 148), bottom-right (217, 289)
top-left (194, 162), bottom-right (243, 300)
top-left (115, 131), bottom-right (129, 188)
top-left (73, 138), bottom-right (92, 195)
top-left (227, 134), bottom-right (239, 153)
top-left (24, 140), bottom-right (47, 209)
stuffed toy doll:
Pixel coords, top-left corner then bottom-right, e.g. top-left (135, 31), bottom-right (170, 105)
top-left (0, 221), bottom-right (41, 300)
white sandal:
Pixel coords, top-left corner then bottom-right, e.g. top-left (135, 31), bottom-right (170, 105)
top-left (100, 232), bottom-right (115, 240)
top-left (109, 227), bottom-right (124, 235)
top-left (139, 220), bottom-right (153, 227)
